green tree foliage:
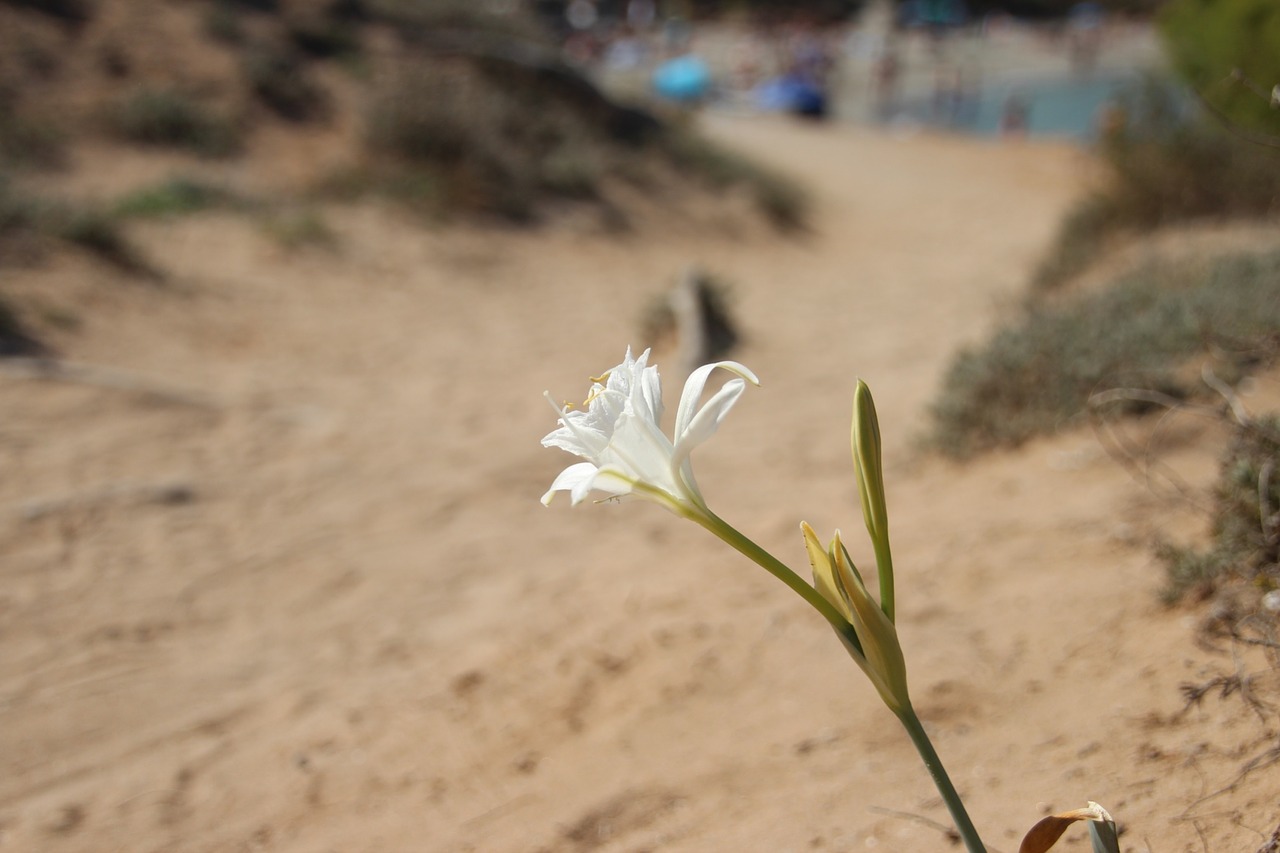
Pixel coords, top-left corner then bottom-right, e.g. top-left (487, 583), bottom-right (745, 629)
top-left (1161, 0), bottom-right (1280, 132)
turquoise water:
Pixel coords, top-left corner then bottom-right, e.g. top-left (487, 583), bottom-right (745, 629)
top-left (895, 71), bottom-right (1144, 140)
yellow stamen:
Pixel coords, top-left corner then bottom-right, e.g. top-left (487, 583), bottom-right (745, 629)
top-left (580, 371), bottom-right (612, 407)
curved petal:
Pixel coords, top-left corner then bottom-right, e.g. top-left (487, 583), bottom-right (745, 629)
top-left (541, 462), bottom-right (602, 506)
top-left (633, 356), bottom-right (664, 427)
top-left (542, 420), bottom-right (608, 459)
top-left (673, 360), bottom-right (759, 441)
top-left (674, 377), bottom-right (745, 460)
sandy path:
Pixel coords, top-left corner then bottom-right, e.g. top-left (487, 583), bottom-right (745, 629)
top-left (2, 116), bottom-right (1277, 853)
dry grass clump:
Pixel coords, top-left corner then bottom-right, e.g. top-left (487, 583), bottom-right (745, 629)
top-left (2, 0), bottom-right (807, 228)
top-left (0, 174), bottom-right (41, 256)
top-left (0, 0), bottom-right (92, 25)
top-left (105, 87), bottom-right (243, 157)
top-left (241, 43), bottom-right (331, 122)
top-left (363, 55), bottom-right (620, 221)
top-left (929, 249), bottom-right (1280, 458)
top-left (0, 177), bottom-right (153, 275)
top-left (111, 176), bottom-right (237, 219)
top-left (0, 90), bottom-right (65, 169)
top-left (359, 49), bottom-right (806, 226)
top-left (0, 294), bottom-right (43, 356)
top-left (1160, 415), bottom-right (1280, 604)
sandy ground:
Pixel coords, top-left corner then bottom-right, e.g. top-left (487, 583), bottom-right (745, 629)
top-left (3, 115), bottom-right (1280, 853)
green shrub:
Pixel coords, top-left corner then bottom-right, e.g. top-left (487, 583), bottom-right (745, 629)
top-left (363, 0), bottom-right (542, 41)
top-left (0, 175), bottom-right (42, 260)
top-left (111, 177), bottom-right (234, 219)
top-left (1033, 80), bottom-right (1280, 291)
top-left (262, 209), bottom-right (336, 249)
top-left (0, 0), bottom-right (93, 25)
top-left (285, 12), bottom-right (363, 59)
top-left (243, 45), bottom-right (330, 122)
top-left (0, 294), bottom-right (43, 355)
top-left (0, 106), bottom-right (65, 169)
top-left (1161, 0), bottom-right (1280, 134)
top-left (1160, 416), bottom-right (1280, 603)
top-left (365, 58), bottom-right (606, 219)
top-left (219, 0), bottom-right (277, 11)
top-left (107, 88), bottom-right (242, 157)
top-left (203, 1), bottom-right (246, 44)
top-left (930, 249), bottom-right (1280, 458)
top-left (358, 7), bottom-right (802, 226)
top-left (1, 177), bottom-right (153, 275)
top-left (54, 209), bottom-right (154, 276)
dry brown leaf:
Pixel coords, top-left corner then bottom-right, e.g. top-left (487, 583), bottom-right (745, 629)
top-left (1019, 803), bottom-right (1114, 853)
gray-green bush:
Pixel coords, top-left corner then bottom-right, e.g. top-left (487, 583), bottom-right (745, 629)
top-left (930, 249), bottom-right (1280, 458)
top-left (1160, 416), bottom-right (1280, 603)
top-left (107, 88), bottom-right (242, 157)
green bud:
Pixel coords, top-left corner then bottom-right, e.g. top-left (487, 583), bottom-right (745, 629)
top-left (852, 379), bottom-right (895, 622)
top-left (833, 531), bottom-right (910, 714)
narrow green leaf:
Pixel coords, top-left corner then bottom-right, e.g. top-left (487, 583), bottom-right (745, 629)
top-left (1087, 818), bottom-right (1120, 853)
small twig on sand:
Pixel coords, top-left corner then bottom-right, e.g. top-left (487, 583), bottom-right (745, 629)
top-left (15, 480), bottom-right (197, 520)
top-left (1087, 387), bottom-right (1215, 512)
top-left (1201, 365), bottom-right (1252, 428)
top-left (867, 806), bottom-right (973, 849)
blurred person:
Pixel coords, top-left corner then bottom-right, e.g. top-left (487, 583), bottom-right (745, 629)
top-left (1000, 91), bottom-right (1029, 136)
top-left (1067, 2), bottom-right (1103, 75)
top-left (604, 23), bottom-right (648, 71)
top-left (563, 0), bottom-right (602, 65)
top-left (873, 37), bottom-right (900, 120)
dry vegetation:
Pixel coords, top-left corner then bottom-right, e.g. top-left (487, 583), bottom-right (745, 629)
top-left (0, 0), bottom-right (805, 244)
top-left (923, 63), bottom-right (1280, 810)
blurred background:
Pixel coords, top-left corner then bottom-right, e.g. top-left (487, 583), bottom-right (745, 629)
top-left (3, 0), bottom-right (1280, 851)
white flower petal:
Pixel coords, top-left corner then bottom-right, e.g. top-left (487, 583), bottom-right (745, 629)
top-left (541, 462), bottom-right (601, 506)
top-left (542, 422), bottom-right (607, 459)
top-left (673, 360), bottom-right (759, 442)
top-left (588, 467), bottom-right (639, 500)
top-left (542, 348), bottom-right (755, 516)
top-left (541, 393), bottom-right (609, 459)
top-left (604, 413), bottom-right (680, 496)
top-left (630, 350), bottom-right (664, 426)
top-left (673, 377), bottom-right (746, 464)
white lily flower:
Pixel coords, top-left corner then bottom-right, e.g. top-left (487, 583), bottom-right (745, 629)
top-left (541, 347), bottom-right (759, 517)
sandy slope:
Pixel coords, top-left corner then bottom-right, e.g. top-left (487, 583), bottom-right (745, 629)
top-left (2, 116), bottom-right (1278, 853)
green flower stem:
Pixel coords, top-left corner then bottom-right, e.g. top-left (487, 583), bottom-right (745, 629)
top-left (686, 505), bottom-right (983, 852)
top-left (897, 705), bottom-right (986, 853)
top-left (691, 509), bottom-right (854, 640)
top-left (872, 533), bottom-right (895, 623)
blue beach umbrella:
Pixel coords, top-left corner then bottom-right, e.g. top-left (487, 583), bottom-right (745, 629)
top-left (653, 55), bottom-right (711, 102)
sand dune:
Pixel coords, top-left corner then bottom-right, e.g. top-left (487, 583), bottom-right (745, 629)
top-left (2, 114), bottom-right (1278, 852)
